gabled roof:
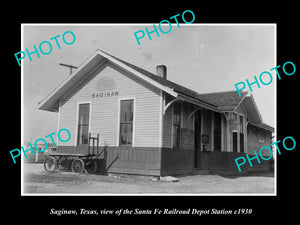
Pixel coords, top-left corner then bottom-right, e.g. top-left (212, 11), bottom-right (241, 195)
top-left (248, 121), bottom-right (274, 133)
top-left (197, 91), bottom-right (264, 123)
top-left (197, 91), bottom-right (248, 111)
top-left (37, 49), bottom-right (177, 112)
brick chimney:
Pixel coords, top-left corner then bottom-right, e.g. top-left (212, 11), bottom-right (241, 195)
top-left (156, 65), bottom-right (167, 79)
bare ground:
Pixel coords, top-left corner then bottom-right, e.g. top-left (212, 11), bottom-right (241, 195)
top-left (22, 163), bottom-right (275, 195)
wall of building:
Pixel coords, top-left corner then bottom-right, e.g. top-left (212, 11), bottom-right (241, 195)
top-left (54, 60), bottom-right (273, 176)
top-left (198, 151), bottom-right (273, 175)
top-left (161, 148), bottom-right (194, 176)
top-left (58, 61), bottom-right (162, 150)
top-left (247, 124), bottom-right (272, 156)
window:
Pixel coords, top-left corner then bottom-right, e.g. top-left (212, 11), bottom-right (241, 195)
top-left (173, 102), bottom-right (182, 148)
top-left (77, 103), bottom-right (90, 145)
top-left (119, 99), bottom-right (134, 146)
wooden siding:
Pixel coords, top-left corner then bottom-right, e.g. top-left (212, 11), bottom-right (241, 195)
top-left (52, 146), bottom-right (161, 176)
top-left (247, 124), bottom-right (272, 156)
top-left (106, 147), bottom-right (161, 176)
top-left (198, 151), bottom-right (273, 175)
top-left (57, 61), bottom-right (161, 149)
top-left (161, 148), bottom-right (194, 176)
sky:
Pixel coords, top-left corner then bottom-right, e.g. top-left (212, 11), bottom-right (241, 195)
top-left (22, 24), bottom-right (276, 143)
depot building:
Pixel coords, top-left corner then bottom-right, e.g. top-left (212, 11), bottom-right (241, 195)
top-left (38, 49), bottom-right (274, 176)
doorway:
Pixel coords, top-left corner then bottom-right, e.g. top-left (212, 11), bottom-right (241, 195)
top-left (213, 112), bottom-right (222, 151)
top-left (233, 131), bottom-right (238, 152)
top-left (194, 110), bottom-right (201, 168)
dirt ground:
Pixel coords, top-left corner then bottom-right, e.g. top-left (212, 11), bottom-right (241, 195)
top-left (22, 163), bottom-right (275, 195)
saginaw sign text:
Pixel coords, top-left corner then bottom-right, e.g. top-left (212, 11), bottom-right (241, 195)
top-left (91, 91), bottom-right (119, 98)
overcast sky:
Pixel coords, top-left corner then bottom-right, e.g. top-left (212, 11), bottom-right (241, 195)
top-left (22, 24), bottom-right (276, 143)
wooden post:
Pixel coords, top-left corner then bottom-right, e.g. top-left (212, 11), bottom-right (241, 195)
top-left (88, 132), bottom-right (91, 155)
top-left (97, 133), bottom-right (99, 154)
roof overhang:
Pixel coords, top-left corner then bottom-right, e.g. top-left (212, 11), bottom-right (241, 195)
top-left (37, 51), bottom-right (106, 112)
top-left (177, 94), bottom-right (219, 112)
top-left (233, 92), bottom-right (263, 123)
top-left (248, 121), bottom-right (275, 133)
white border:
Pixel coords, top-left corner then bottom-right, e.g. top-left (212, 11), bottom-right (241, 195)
top-left (21, 23), bottom-right (277, 196)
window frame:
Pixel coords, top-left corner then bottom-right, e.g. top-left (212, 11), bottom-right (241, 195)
top-left (117, 97), bottom-right (136, 147)
top-left (75, 102), bottom-right (92, 146)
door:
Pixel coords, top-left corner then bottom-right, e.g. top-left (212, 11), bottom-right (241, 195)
top-left (213, 112), bottom-right (222, 151)
top-left (233, 131), bottom-right (238, 152)
top-left (194, 110), bottom-right (201, 168)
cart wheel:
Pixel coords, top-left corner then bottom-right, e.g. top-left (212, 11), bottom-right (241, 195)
top-left (71, 158), bottom-right (85, 173)
top-left (44, 156), bottom-right (57, 172)
top-left (57, 156), bottom-right (66, 171)
top-left (85, 160), bottom-right (97, 174)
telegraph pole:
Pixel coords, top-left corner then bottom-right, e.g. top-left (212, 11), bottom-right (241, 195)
top-left (59, 63), bottom-right (78, 75)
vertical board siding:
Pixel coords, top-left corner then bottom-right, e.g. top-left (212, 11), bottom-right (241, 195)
top-left (247, 125), bottom-right (272, 156)
top-left (161, 148), bottom-right (194, 176)
top-left (106, 147), bottom-right (161, 176)
top-left (58, 61), bottom-right (161, 149)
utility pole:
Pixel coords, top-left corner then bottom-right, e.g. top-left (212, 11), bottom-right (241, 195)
top-left (59, 63), bottom-right (78, 75)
